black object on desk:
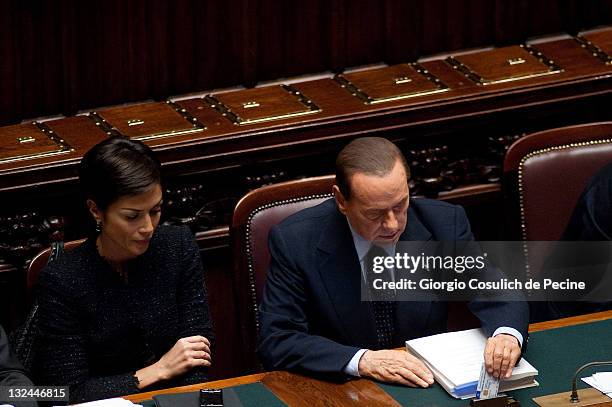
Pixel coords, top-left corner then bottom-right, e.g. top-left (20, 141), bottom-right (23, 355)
top-left (200, 389), bottom-right (223, 406)
top-left (153, 388), bottom-right (243, 407)
top-left (470, 395), bottom-right (520, 407)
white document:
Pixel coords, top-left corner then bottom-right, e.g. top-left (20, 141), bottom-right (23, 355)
top-left (406, 328), bottom-right (538, 399)
top-left (582, 372), bottom-right (612, 399)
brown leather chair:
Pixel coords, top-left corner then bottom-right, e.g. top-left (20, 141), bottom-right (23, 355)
top-left (504, 121), bottom-right (612, 277)
top-left (231, 175), bottom-right (336, 372)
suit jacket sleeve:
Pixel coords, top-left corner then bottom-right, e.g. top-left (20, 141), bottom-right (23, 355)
top-left (0, 325), bottom-right (38, 407)
top-left (258, 225), bottom-right (360, 378)
top-left (454, 206), bottom-right (529, 346)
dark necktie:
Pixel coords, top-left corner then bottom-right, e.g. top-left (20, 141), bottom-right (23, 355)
top-left (364, 244), bottom-right (396, 349)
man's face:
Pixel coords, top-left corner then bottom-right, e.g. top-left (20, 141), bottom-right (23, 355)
top-left (334, 159), bottom-right (409, 244)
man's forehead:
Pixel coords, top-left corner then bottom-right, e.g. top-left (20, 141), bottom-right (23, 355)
top-left (349, 164), bottom-right (408, 202)
top-left (358, 194), bottom-right (409, 211)
top-left (350, 181), bottom-right (409, 209)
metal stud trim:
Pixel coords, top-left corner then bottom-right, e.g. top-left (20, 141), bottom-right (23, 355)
top-left (244, 193), bottom-right (333, 331)
top-left (516, 138), bottom-right (612, 279)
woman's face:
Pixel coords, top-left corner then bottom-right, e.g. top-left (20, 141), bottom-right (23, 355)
top-left (90, 184), bottom-right (163, 261)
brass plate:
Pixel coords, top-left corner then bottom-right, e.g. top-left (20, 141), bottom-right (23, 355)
top-left (334, 63), bottom-right (449, 104)
top-left (204, 84), bottom-right (321, 125)
top-left (446, 44), bottom-right (562, 86)
top-left (576, 29), bottom-right (612, 65)
top-left (0, 122), bottom-right (73, 165)
top-left (90, 101), bottom-right (206, 141)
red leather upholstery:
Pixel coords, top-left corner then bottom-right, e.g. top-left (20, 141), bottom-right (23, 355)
top-left (232, 175), bottom-right (335, 311)
top-left (249, 199), bottom-right (331, 300)
top-left (231, 175), bottom-right (336, 371)
top-left (504, 122), bottom-right (612, 275)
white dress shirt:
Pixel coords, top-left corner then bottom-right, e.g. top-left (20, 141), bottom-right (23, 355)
top-left (342, 222), bottom-right (523, 376)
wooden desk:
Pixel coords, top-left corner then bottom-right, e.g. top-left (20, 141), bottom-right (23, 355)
top-left (125, 310), bottom-right (612, 406)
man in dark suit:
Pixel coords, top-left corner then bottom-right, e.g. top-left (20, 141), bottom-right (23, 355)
top-left (538, 161), bottom-right (612, 320)
top-left (1, 324), bottom-right (38, 407)
top-left (258, 137), bottom-right (528, 387)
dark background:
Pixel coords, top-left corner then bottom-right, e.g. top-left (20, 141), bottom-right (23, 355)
top-left (1, 0), bottom-right (611, 125)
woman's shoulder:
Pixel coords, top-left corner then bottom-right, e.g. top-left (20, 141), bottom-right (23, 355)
top-left (38, 239), bottom-right (98, 292)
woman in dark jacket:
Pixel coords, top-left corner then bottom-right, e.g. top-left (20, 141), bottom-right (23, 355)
top-left (36, 137), bottom-right (213, 403)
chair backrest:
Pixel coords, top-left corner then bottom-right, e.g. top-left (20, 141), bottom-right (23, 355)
top-left (231, 175), bottom-right (335, 372)
top-left (503, 121), bottom-right (612, 276)
top-left (27, 239), bottom-right (86, 297)
top-left (13, 238), bottom-right (85, 370)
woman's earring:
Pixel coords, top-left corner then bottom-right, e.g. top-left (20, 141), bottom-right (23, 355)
top-left (95, 221), bottom-right (103, 233)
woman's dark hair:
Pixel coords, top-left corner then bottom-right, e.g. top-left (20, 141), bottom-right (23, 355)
top-left (79, 137), bottom-right (161, 211)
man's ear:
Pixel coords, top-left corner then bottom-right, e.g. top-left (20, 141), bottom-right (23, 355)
top-left (333, 185), bottom-right (348, 215)
top-left (86, 199), bottom-right (103, 223)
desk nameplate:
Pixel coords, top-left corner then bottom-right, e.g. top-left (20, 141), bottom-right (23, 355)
top-left (334, 63), bottom-right (449, 104)
top-left (204, 84), bottom-right (321, 126)
top-left (446, 44), bottom-right (563, 86)
top-left (0, 122), bottom-right (74, 165)
top-left (89, 101), bottom-right (206, 141)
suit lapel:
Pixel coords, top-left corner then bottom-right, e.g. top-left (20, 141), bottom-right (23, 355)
top-left (403, 200), bottom-right (433, 242)
top-left (316, 204), bottom-right (378, 348)
top-left (314, 199), bottom-right (441, 347)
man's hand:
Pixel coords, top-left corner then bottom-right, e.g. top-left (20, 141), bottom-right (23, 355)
top-left (358, 349), bottom-right (434, 387)
top-left (484, 334), bottom-right (521, 379)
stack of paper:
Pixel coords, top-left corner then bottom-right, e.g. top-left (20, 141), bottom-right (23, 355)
top-left (582, 372), bottom-right (612, 399)
top-left (406, 328), bottom-right (539, 399)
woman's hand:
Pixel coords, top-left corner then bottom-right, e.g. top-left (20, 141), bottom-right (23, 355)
top-left (156, 335), bottom-right (212, 380)
top-left (135, 336), bottom-right (211, 388)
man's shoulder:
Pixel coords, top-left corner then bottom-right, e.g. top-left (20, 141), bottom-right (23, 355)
top-left (411, 197), bottom-right (461, 213)
top-left (406, 198), bottom-right (471, 241)
top-left (275, 198), bottom-right (337, 233)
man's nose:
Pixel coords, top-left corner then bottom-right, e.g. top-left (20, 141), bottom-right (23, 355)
top-left (382, 210), bottom-right (398, 231)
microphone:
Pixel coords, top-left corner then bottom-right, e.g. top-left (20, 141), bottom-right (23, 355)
top-left (533, 360), bottom-right (612, 406)
top-left (569, 361), bottom-right (612, 403)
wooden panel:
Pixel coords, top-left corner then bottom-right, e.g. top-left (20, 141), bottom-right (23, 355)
top-left (0, 34), bottom-right (609, 189)
top-left (207, 85), bottom-right (321, 125)
top-left (584, 30), bottom-right (612, 55)
top-left (0, 116), bottom-right (108, 191)
top-left (334, 64), bottom-right (448, 104)
top-left (92, 102), bottom-right (205, 141)
top-left (2, 1), bottom-right (611, 125)
top-left (0, 123), bottom-right (72, 164)
top-left (447, 45), bottom-right (562, 85)
top-left (579, 27), bottom-right (612, 64)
